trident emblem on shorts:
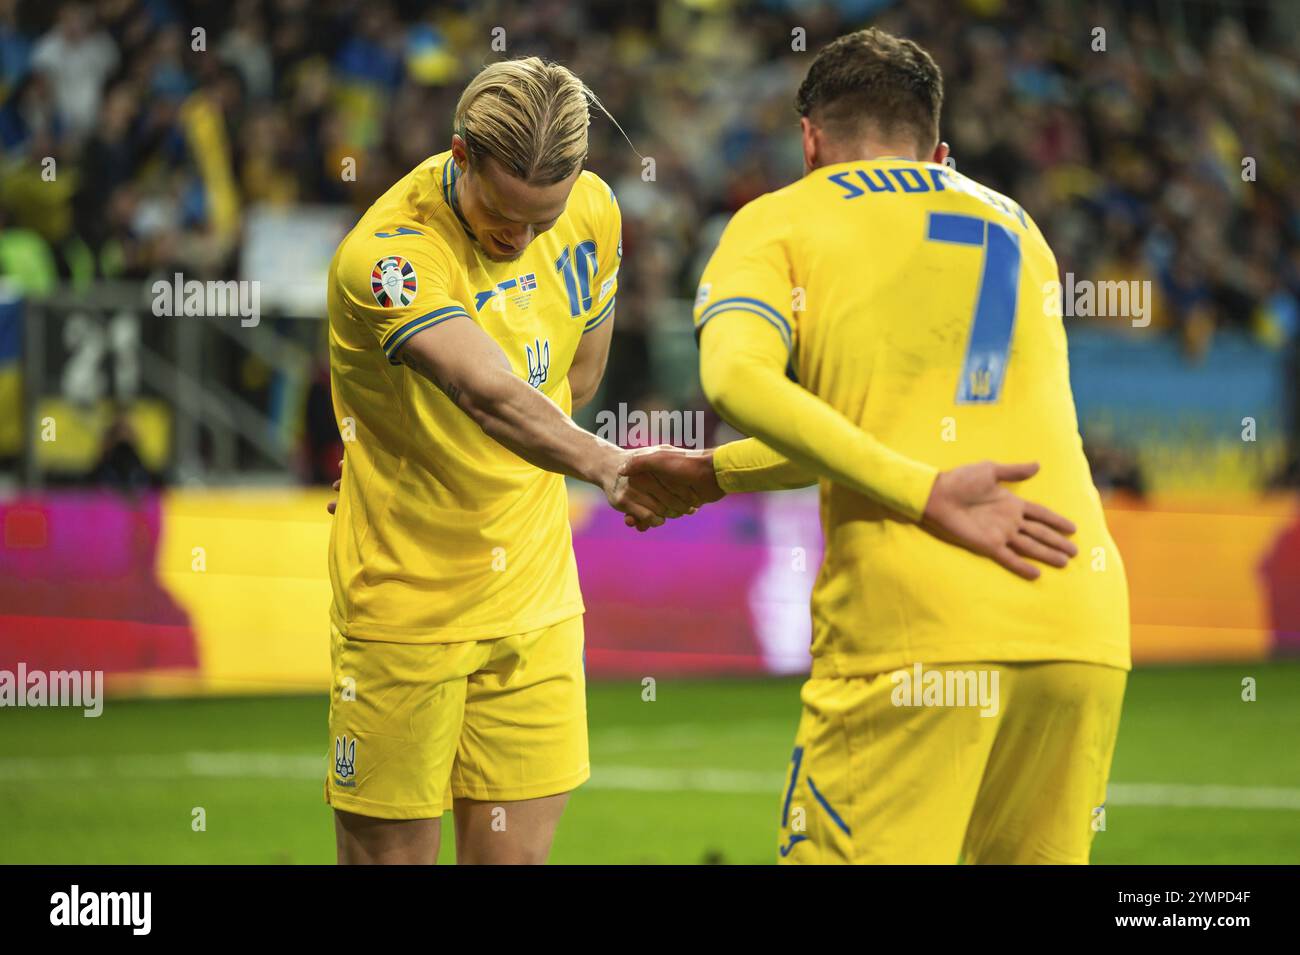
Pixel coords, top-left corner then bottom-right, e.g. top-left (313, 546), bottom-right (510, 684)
top-left (334, 735), bottom-right (357, 781)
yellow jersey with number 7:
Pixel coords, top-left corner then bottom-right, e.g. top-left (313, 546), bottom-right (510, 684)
top-left (694, 158), bottom-right (1130, 675)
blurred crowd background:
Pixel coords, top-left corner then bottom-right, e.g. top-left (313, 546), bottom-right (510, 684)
top-left (0, 0), bottom-right (1297, 491)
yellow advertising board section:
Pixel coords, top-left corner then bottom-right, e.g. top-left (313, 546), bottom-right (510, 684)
top-left (1105, 497), bottom-right (1293, 664)
top-left (139, 487), bottom-right (1297, 697)
top-left (148, 489), bottom-right (335, 696)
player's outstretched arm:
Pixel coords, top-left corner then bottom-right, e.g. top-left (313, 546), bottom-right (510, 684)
top-left (698, 312), bottom-right (1077, 579)
top-left (711, 437), bottom-right (817, 492)
top-left (396, 317), bottom-right (691, 529)
top-left (615, 444), bottom-right (1075, 579)
top-left (615, 438), bottom-right (815, 528)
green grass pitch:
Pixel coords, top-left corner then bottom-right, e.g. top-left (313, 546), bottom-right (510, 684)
top-left (2, 662), bottom-right (1298, 864)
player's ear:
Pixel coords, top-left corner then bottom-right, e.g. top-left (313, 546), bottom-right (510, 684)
top-left (932, 140), bottom-right (950, 166)
top-left (800, 116), bottom-right (818, 174)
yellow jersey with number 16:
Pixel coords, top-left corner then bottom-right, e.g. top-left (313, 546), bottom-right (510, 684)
top-left (327, 151), bottom-right (621, 644)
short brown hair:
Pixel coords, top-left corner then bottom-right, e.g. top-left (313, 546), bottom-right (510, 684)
top-left (454, 57), bottom-right (593, 185)
top-left (795, 28), bottom-right (943, 153)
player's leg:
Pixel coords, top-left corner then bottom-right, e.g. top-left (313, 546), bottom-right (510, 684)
top-left (325, 623), bottom-right (488, 865)
top-left (450, 615), bottom-right (589, 865)
top-left (334, 811), bottom-right (441, 865)
top-left (778, 666), bottom-right (1001, 864)
top-left (962, 661), bottom-right (1127, 864)
top-left (452, 793), bottom-right (571, 865)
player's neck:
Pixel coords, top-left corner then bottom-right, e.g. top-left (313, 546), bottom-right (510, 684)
top-left (812, 140), bottom-right (925, 169)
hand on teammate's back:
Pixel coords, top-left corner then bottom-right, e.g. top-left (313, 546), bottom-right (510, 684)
top-left (920, 461), bottom-right (1078, 580)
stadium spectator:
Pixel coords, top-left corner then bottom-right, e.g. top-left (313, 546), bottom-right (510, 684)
top-left (29, 2), bottom-right (119, 143)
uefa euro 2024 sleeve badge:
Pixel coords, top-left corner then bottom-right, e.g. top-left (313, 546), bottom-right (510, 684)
top-left (371, 256), bottom-right (417, 307)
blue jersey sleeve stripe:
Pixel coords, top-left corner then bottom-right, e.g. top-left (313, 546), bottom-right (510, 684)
top-left (695, 304), bottom-right (792, 351)
top-left (384, 312), bottom-right (468, 363)
top-left (698, 295), bottom-right (791, 337)
top-left (385, 309), bottom-right (468, 357)
top-left (699, 295), bottom-right (785, 323)
top-left (382, 306), bottom-right (469, 360)
top-left (583, 297), bottom-right (616, 332)
top-left (382, 305), bottom-right (468, 350)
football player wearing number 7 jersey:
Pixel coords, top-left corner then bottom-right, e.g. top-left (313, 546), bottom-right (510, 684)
top-left (631, 28), bottom-right (1131, 863)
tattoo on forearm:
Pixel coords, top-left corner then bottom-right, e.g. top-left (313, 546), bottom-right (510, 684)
top-left (400, 348), bottom-right (462, 406)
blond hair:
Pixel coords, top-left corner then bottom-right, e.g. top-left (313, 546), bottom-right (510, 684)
top-left (453, 57), bottom-right (596, 185)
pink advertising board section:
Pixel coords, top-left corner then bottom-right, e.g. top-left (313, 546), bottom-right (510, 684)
top-left (0, 493), bottom-right (199, 677)
top-left (573, 488), bottom-right (821, 677)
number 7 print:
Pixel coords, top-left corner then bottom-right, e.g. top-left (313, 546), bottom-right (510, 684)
top-left (926, 212), bottom-right (1022, 404)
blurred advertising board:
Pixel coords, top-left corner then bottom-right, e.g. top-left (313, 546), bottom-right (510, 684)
top-left (1, 486), bottom-right (1296, 697)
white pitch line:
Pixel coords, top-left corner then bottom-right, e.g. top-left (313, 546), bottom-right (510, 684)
top-left (1105, 782), bottom-right (1300, 812)
top-left (588, 765), bottom-right (786, 793)
top-left (588, 768), bottom-right (1300, 810)
top-left (0, 752), bottom-right (326, 781)
top-left (2, 754), bottom-right (1299, 812)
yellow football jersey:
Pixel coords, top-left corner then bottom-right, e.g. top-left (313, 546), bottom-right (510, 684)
top-left (327, 150), bottom-right (620, 643)
top-left (695, 158), bottom-right (1130, 674)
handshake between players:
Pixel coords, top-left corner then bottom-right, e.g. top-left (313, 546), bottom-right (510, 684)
top-left (330, 445), bottom-right (1077, 581)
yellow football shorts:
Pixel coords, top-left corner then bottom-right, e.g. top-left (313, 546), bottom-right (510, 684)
top-left (324, 615), bottom-right (589, 820)
top-left (777, 660), bottom-right (1127, 864)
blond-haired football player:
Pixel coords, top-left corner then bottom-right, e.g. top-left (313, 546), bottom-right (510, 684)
top-left (324, 57), bottom-right (695, 865)
top-left (627, 28), bottom-right (1130, 864)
